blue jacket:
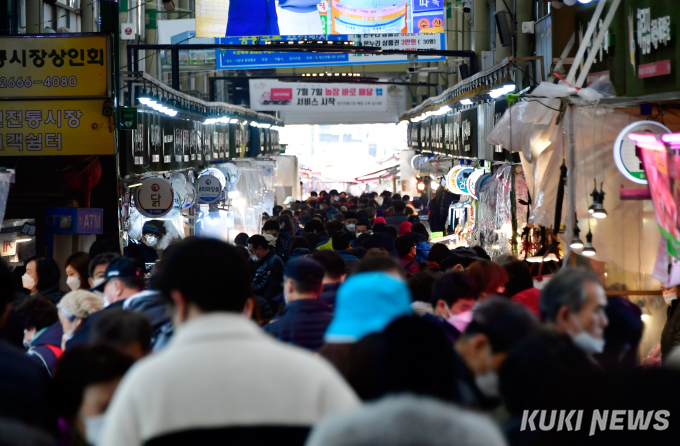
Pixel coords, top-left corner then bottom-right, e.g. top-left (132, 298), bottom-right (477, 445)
top-left (263, 299), bottom-right (334, 351)
top-left (411, 233), bottom-right (432, 263)
top-left (319, 282), bottom-right (341, 309)
top-left (123, 290), bottom-right (173, 351)
top-left (226, 0), bottom-right (279, 36)
top-left (251, 250), bottom-right (284, 300)
top-left (26, 322), bottom-right (63, 375)
top-left (287, 247), bottom-right (311, 263)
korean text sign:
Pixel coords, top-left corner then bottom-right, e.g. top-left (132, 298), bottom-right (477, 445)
top-left (0, 35), bottom-right (109, 98)
top-left (0, 100), bottom-right (114, 156)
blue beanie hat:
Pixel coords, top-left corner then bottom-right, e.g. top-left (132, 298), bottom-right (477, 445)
top-left (324, 272), bottom-right (413, 343)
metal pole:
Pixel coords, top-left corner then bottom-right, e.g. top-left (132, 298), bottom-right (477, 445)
top-left (565, 0), bottom-right (607, 85)
top-left (575, 0), bottom-right (622, 88)
top-left (564, 106), bottom-right (576, 268)
top-left (172, 47), bottom-right (180, 90)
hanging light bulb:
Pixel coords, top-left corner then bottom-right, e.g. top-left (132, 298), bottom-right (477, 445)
top-left (570, 213), bottom-right (584, 249)
top-left (592, 183), bottom-right (608, 218)
top-left (582, 230), bottom-right (597, 256)
top-left (138, 87), bottom-right (151, 104)
top-left (588, 180), bottom-right (599, 214)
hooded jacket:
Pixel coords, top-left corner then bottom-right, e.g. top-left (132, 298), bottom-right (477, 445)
top-left (410, 232), bottom-right (431, 263)
top-left (26, 322), bottom-right (63, 375)
top-left (264, 299), bottom-right (334, 351)
top-left (123, 290), bottom-right (173, 351)
top-left (287, 247), bottom-right (311, 263)
top-left (251, 250), bottom-right (284, 300)
top-left (511, 287), bottom-right (541, 318)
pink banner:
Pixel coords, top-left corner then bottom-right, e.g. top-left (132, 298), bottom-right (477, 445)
top-left (638, 60), bottom-right (671, 79)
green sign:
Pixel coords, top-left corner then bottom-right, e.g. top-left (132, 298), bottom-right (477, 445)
top-left (120, 107), bottom-right (138, 130)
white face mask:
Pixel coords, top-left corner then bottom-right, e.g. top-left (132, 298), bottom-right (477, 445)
top-left (92, 277), bottom-right (106, 289)
top-left (145, 235), bottom-right (158, 247)
top-left (474, 346), bottom-right (500, 398)
top-left (84, 412), bottom-right (108, 446)
top-left (22, 273), bottom-right (35, 290)
top-left (569, 315), bottom-right (605, 354)
top-left (345, 224), bottom-right (356, 233)
top-left (663, 291), bottom-right (677, 305)
top-left (446, 310), bottom-right (473, 333)
top-left (66, 275), bottom-right (81, 291)
top-left (251, 254), bottom-right (259, 262)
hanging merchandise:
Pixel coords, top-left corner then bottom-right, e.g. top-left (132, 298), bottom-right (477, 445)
top-left (135, 177), bottom-right (175, 218)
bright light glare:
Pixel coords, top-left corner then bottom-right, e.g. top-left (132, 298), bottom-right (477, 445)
top-left (460, 99), bottom-right (473, 105)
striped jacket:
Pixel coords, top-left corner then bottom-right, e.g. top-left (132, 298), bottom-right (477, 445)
top-left (100, 313), bottom-right (359, 446)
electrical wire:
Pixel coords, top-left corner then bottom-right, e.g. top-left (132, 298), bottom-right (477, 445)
top-left (520, 99), bottom-right (561, 112)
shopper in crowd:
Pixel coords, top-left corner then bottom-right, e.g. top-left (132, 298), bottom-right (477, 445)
top-left (355, 218), bottom-right (371, 236)
top-left (540, 267), bottom-right (608, 358)
top-left (53, 344), bottom-right (135, 446)
top-left (248, 234), bottom-right (284, 305)
top-left (425, 271), bottom-right (478, 342)
top-left (234, 232), bottom-right (249, 247)
top-left (23, 256), bottom-right (64, 304)
top-left (64, 252), bottom-right (90, 292)
top-left (332, 231), bottom-right (359, 264)
top-left (439, 247), bottom-right (482, 271)
top-left (385, 200), bottom-right (408, 229)
top-left (67, 257), bottom-right (146, 349)
top-left (593, 295), bottom-right (643, 371)
top-left (467, 260), bottom-right (508, 301)
top-left (498, 256), bottom-right (541, 317)
top-left (91, 309), bottom-right (152, 360)
top-left (100, 238), bottom-right (359, 446)
top-left (453, 297), bottom-right (540, 409)
top-left (277, 214), bottom-right (294, 254)
top-left (661, 284), bottom-right (680, 361)
top-left (287, 236), bottom-right (312, 262)
top-left (124, 222), bottom-right (160, 265)
top-left (352, 255), bottom-right (404, 278)
top-left (264, 258), bottom-right (333, 351)
top-left (361, 222), bottom-right (398, 257)
top-left (88, 252), bottom-right (120, 289)
top-left (310, 251), bottom-right (347, 309)
top-left (395, 235), bottom-right (419, 275)
top-left (15, 295), bottom-right (63, 375)
top-left (316, 220), bottom-right (344, 251)
top-left (408, 270), bottom-right (440, 316)
top-left (0, 260), bottom-right (54, 431)
top-left (426, 242), bottom-right (450, 265)
top-left (263, 219), bottom-right (286, 260)
top-left (409, 222), bottom-right (431, 263)
top-left (398, 221), bottom-right (411, 236)
top-left (303, 219), bottom-right (325, 248)
top-left (471, 246), bottom-right (492, 261)
top-left (57, 290), bottom-right (104, 349)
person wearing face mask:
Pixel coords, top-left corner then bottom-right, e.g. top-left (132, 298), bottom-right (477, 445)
top-left (66, 257), bottom-right (146, 350)
top-left (452, 297), bottom-right (540, 410)
top-left (87, 252), bottom-right (120, 290)
top-left (22, 256), bottom-right (64, 305)
top-left (422, 271), bottom-right (478, 343)
top-left (57, 290), bottom-right (104, 350)
top-left (124, 222), bottom-right (160, 267)
top-left (343, 211), bottom-right (359, 238)
top-left (539, 267), bottom-right (609, 359)
top-left (660, 285), bottom-right (680, 361)
top-left (15, 294), bottom-right (64, 375)
top-left (64, 252), bottom-right (91, 292)
top-left (53, 344), bottom-right (134, 446)
top-left (248, 235), bottom-right (284, 309)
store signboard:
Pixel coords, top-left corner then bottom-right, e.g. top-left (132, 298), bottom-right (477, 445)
top-left (0, 233), bottom-right (17, 256)
top-left (0, 35), bottom-right (109, 98)
top-left (197, 174), bottom-right (222, 203)
top-left (136, 178), bottom-right (174, 217)
top-left (215, 34), bottom-right (444, 70)
top-left (460, 108), bottom-right (477, 158)
top-left (0, 100), bottom-right (114, 156)
top-left (77, 208), bottom-right (103, 234)
top-left (330, 0), bottom-right (408, 34)
top-left (249, 79), bottom-right (388, 112)
top-left (613, 121), bottom-right (670, 184)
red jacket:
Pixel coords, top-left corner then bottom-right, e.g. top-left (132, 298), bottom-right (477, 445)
top-left (511, 287), bottom-right (541, 318)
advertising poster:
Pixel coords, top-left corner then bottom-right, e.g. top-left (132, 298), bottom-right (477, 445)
top-left (249, 79), bottom-right (388, 112)
top-left (412, 0), bottom-right (445, 33)
top-left (330, 0), bottom-right (408, 34)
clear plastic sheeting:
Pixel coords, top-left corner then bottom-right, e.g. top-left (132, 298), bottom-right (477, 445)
top-left (565, 105), bottom-right (660, 277)
top-left (230, 165), bottom-right (266, 238)
top-left (268, 155), bottom-right (300, 204)
top-left (476, 165), bottom-right (513, 258)
top-left (127, 207), bottom-right (184, 252)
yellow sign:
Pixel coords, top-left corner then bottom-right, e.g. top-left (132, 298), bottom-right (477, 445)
top-left (0, 100), bottom-right (114, 156)
top-left (0, 35), bottom-right (109, 98)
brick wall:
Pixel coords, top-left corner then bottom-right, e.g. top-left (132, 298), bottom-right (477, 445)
top-left (196, 0), bottom-right (230, 37)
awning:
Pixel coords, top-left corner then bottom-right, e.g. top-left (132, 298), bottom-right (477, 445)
top-left (355, 165), bottom-right (400, 183)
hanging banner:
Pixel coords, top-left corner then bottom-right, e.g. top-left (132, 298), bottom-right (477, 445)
top-left (0, 100), bottom-right (114, 156)
top-left (215, 34), bottom-right (444, 70)
top-left (249, 79), bottom-right (388, 112)
top-left (135, 178), bottom-right (174, 218)
top-left (0, 35), bottom-right (109, 99)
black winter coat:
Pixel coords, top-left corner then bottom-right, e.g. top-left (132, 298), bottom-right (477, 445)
top-left (263, 299), bottom-right (333, 351)
top-left (251, 251), bottom-right (284, 300)
top-left (661, 299), bottom-right (680, 360)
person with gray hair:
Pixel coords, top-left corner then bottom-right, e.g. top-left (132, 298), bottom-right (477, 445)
top-left (539, 268), bottom-right (608, 356)
top-left (304, 394), bottom-right (507, 446)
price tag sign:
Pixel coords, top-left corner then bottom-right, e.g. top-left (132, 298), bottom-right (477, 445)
top-left (0, 233), bottom-right (17, 256)
top-left (135, 178), bottom-right (174, 217)
top-left (0, 34), bottom-right (109, 99)
top-left (197, 174), bottom-right (223, 203)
